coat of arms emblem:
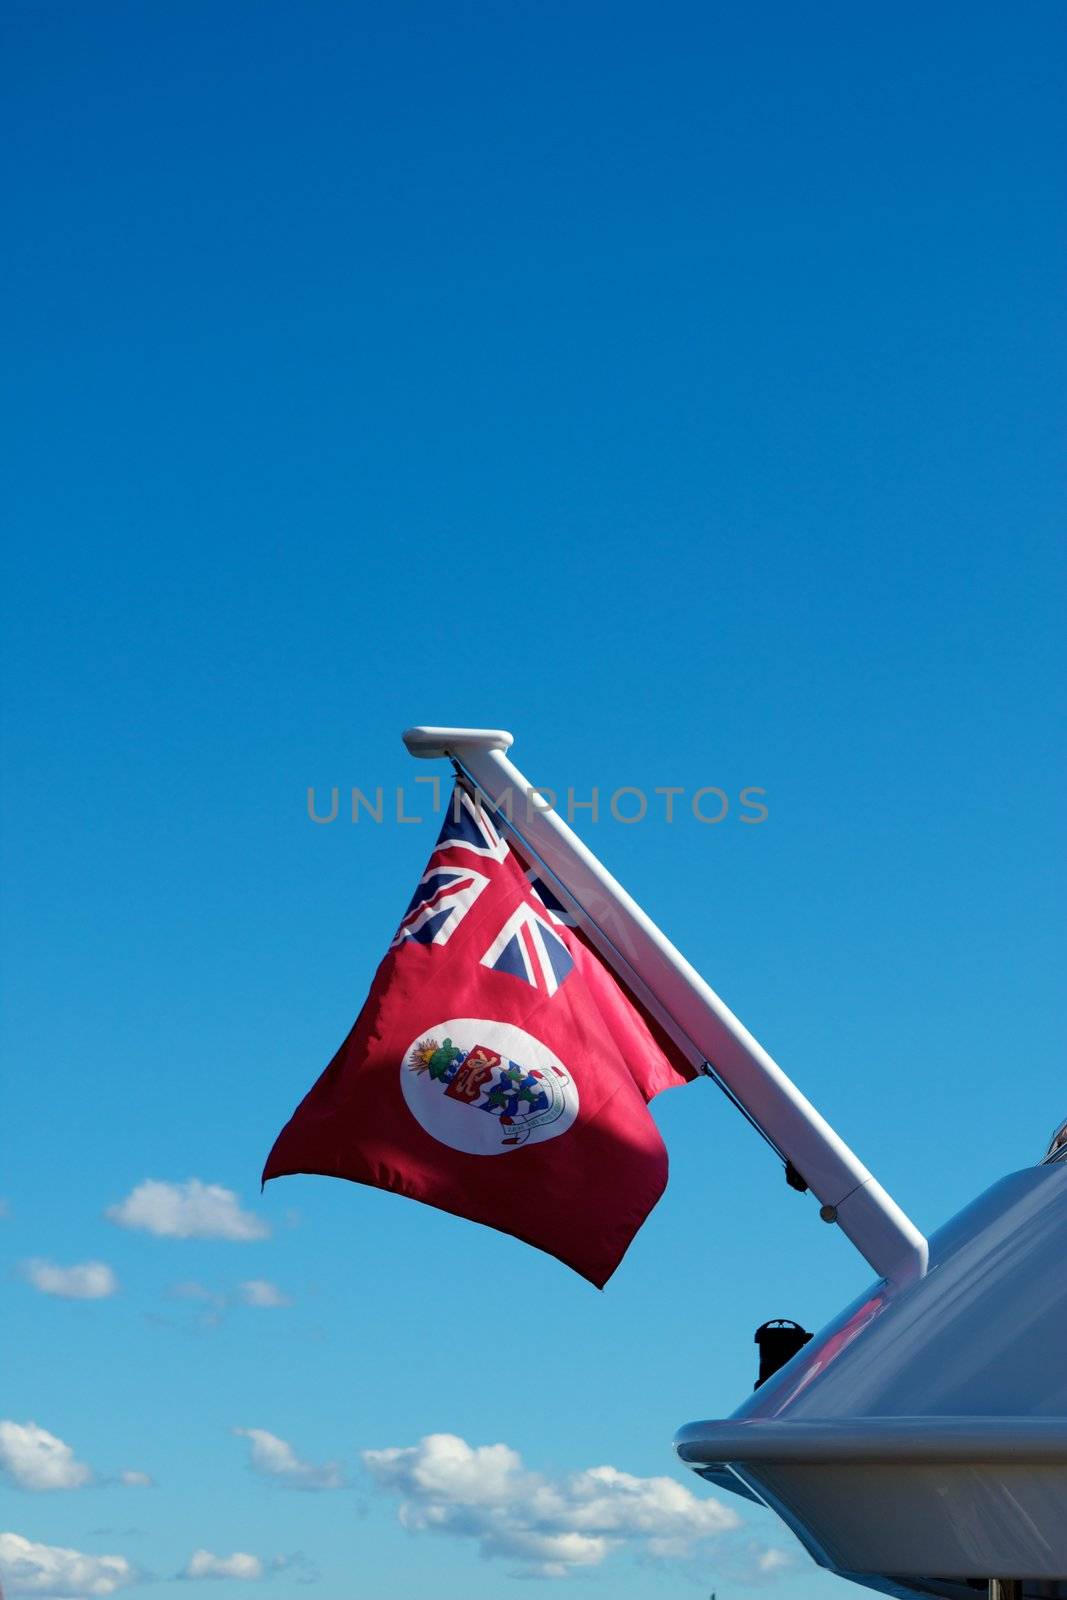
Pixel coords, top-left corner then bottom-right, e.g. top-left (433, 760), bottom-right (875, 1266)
top-left (400, 1018), bottom-right (579, 1156)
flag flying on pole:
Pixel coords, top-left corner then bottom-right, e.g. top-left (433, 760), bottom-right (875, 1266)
top-left (263, 783), bottom-right (697, 1285)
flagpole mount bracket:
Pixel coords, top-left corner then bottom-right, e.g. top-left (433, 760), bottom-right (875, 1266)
top-left (403, 726), bottom-right (515, 760)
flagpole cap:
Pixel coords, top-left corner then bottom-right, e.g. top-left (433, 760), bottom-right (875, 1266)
top-left (402, 726), bottom-right (515, 760)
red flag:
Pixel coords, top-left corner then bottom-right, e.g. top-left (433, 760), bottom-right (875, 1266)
top-left (263, 784), bottom-right (696, 1285)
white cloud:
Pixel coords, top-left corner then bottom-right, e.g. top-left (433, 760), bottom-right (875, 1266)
top-left (0, 1531), bottom-right (135, 1595)
top-left (709, 1540), bottom-right (798, 1586)
top-left (19, 1260), bottom-right (119, 1300)
top-left (362, 1433), bottom-right (740, 1578)
top-left (234, 1428), bottom-right (343, 1491)
top-left (237, 1280), bottom-right (292, 1308)
top-left (756, 1548), bottom-right (795, 1575)
top-left (118, 1469), bottom-right (153, 1487)
top-left (166, 1281), bottom-right (225, 1306)
top-left (163, 1280), bottom-right (292, 1313)
top-left (0, 1422), bottom-right (92, 1491)
top-left (106, 1180), bottom-right (269, 1241)
top-left (181, 1551), bottom-right (263, 1581)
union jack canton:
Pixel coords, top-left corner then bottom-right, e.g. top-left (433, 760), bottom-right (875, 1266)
top-left (391, 786), bottom-right (574, 999)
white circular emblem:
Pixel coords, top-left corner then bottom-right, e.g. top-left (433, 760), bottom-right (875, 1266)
top-left (401, 1018), bottom-right (579, 1156)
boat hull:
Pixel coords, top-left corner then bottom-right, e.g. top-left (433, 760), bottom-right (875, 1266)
top-left (675, 1165), bottom-right (1067, 1593)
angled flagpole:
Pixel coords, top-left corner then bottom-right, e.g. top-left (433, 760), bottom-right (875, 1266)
top-left (403, 726), bottom-right (928, 1293)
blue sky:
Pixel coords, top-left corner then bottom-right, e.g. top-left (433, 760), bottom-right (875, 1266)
top-left (2, 2), bottom-right (1065, 1597)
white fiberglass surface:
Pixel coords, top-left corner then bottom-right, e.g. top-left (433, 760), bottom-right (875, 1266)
top-left (728, 1164), bottom-right (1067, 1423)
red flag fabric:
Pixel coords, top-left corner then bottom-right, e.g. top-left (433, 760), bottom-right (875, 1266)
top-left (263, 783), bottom-right (697, 1286)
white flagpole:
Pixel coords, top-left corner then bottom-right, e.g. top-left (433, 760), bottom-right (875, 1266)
top-left (403, 726), bottom-right (928, 1293)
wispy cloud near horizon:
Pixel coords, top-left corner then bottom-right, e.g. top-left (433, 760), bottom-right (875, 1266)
top-left (237, 1279), bottom-right (292, 1308)
top-left (118, 1468), bottom-right (154, 1487)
